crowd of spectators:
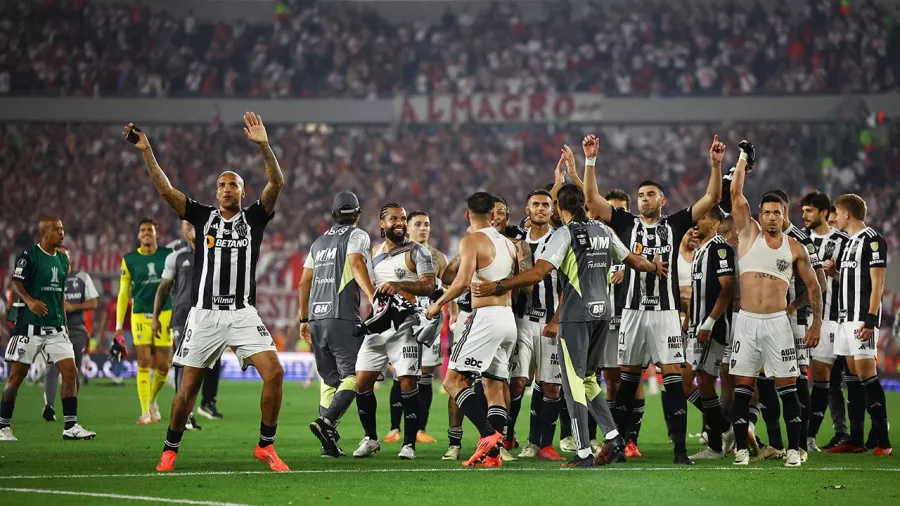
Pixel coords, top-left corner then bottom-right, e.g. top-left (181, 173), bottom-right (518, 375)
top-left (3, 119), bottom-right (898, 277)
top-left (1, 0), bottom-right (898, 98)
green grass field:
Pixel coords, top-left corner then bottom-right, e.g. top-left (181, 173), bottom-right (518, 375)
top-left (1, 378), bottom-right (898, 506)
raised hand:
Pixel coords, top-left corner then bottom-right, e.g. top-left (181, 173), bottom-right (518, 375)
top-left (709, 135), bottom-right (726, 166)
top-left (563, 144), bottom-right (577, 176)
top-left (243, 111), bottom-right (269, 145)
top-left (555, 153), bottom-right (567, 186)
top-left (738, 139), bottom-right (755, 170)
top-left (122, 123), bottom-right (150, 151)
top-left (582, 134), bottom-right (599, 159)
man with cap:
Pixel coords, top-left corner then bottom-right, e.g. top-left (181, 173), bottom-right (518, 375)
top-left (303, 192), bottom-right (377, 457)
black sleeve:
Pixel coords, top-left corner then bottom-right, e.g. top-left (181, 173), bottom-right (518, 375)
top-left (610, 208), bottom-right (635, 241)
top-left (866, 234), bottom-right (888, 268)
top-left (245, 199), bottom-right (275, 228)
top-left (669, 207), bottom-right (696, 242)
top-left (718, 169), bottom-right (733, 214)
top-left (181, 198), bottom-right (214, 226)
top-left (715, 244), bottom-right (736, 277)
top-left (800, 237), bottom-right (823, 269)
top-left (11, 250), bottom-right (33, 284)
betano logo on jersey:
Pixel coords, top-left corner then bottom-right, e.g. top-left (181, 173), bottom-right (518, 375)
top-left (206, 235), bottom-right (250, 249)
top-left (633, 243), bottom-right (671, 256)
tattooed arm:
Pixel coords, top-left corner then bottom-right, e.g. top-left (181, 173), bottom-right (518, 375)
top-left (241, 112), bottom-right (285, 214)
top-left (515, 239), bottom-right (534, 295)
top-left (124, 123), bottom-right (188, 217)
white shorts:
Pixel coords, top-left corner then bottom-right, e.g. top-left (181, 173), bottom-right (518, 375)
top-left (4, 325), bottom-right (74, 365)
top-left (790, 316), bottom-right (809, 367)
top-left (685, 330), bottom-right (727, 376)
top-left (811, 320), bottom-right (839, 365)
top-left (450, 310), bottom-right (471, 349)
top-left (448, 306), bottom-right (516, 380)
top-left (730, 310), bottom-right (798, 379)
top-left (356, 314), bottom-right (421, 377)
top-left (835, 321), bottom-right (879, 360)
top-left (618, 309), bottom-right (684, 367)
top-left (601, 316), bottom-right (621, 369)
top-left (510, 318), bottom-right (561, 384)
top-left (421, 337), bottom-right (442, 368)
top-left (174, 308), bottom-right (277, 370)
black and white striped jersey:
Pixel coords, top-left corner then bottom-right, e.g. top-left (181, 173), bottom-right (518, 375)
top-left (689, 236), bottom-right (735, 344)
top-left (181, 198), bottom-right (273, 311)
top-left (808, 227), bottom-right (850, 322)
top-left (839, 227), bottom-right (888, 325)
top-left (514, 228), bottom-right (559, 324)
top-left (609, 207), bottom-right (695, 311)
top-left (785, 224), bottom-right (823, 326)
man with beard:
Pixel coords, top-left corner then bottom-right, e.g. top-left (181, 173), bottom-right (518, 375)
top-left (583, 134), bottom-right (724, 464)
top-left (351, 203), bottom-right (436, 460)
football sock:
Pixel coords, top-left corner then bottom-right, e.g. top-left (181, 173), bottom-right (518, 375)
top-left (150, 368), bottom-right (169, 403)
top-left (732, 385), bottom-right (754, 451)
top-left (137, 367), bottom-right (151, 414)
top-left (862, 376), bottom-right (891, 448)
top-left (613, 372), bottom-right (641, 436)
top-left (540, 395), bottom-right (563, 448)
top-left (845, 374), bottom-right (866, 446)
top-left (661, 373), bottom-right (688, 455)
top-left (258, 422), bottom-right (277, 448)
top-left (61, 396), bottom-right (77, 430)
top-left (200, 358), bottom-right (221, 406)
top-left (448, 426), bottom-right (463, 447)
top-left (356, 389), bottom-right (379, 440)
top-left (796, 375), bottom-right (810, 451)
top-left (487, 405), bottom-right (508, 457)
top-left (758, 377), bottom-right (784, 449)
top-left (777, 384), bottom-right (802, 451)
top-left (163, 427), bottom-right (183, 453)
top-left (527, 383), bottom-right (544, 445)
top-left (418, 374), bottom-right (434, 432)
top-left (506, 393), bottom-right (523, 443)
top-left (401, 388), bottom-right (420, 448)
top-left (630, 399), bottom-right (646, 444)
top-left (808, 381), bottom-right (830, 438)
top-left (389, 380), bottom-right (402, 432)
top-left (455, 388), bottom-right (494, 438)
top-left (701, 396), bottom-right (724, 452)
top-left (829, 357), bottom-right (847, 434)
top-left (0, 400), bottom-right (14, 429)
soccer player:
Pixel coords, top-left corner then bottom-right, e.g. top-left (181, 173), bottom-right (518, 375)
top-left (406, 210), bottom-right (449, 444)
top-left (582, 134), bottom-right (724, 464)
top-left (728, 140), bottom-right (822, 467)
top-left (685, 207), bottom-right (736, 460)
top-left (153, 221), bottom-right (202, 431)
top-left (830, 194), bottom-right (892, 455)
top-left (115, 218), bottom-right (173, 424)
top-left (473, 184), bottom-right (666, 467)
top-left (2, 217), bottom-right (96, 441)
top-left (303, 191), bottom-right (375, 457)
top-left (800, 191), bottom-right (851, 451)
top-left (351, 203), bottom-right (436, 460)
top-left (426, 192), bottom-right (520, 468)
top-left (509, 189), bottom-right (565, 461)
top-left (43, 246), bottom-right (99, 422)
top-left (125, 112), bottom-right (288, 472)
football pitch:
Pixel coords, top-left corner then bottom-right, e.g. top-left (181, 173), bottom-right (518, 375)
top-left (1, 379), bottom-right (898, 506)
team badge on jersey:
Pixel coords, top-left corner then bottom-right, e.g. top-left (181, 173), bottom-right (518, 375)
top-left (235, 221), bottom-right (248, 237)
top-left (717, 248), bottom-right (727, 259)
top-left (806, 243), bottom-right (816, 255)
top-left (776, 259), bottom-right (790, 272)
top-left (394, 268), bottom-right (407, 280)
top-left (824, 242), bottom-right (835, 258)
top-left (870, 241), bottom-right (879, 252)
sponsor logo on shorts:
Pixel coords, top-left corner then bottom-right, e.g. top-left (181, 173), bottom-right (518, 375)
top-left (402, 345), bottom-right (418, 359)
top-left (257, 326), bottom-right (271, 338)
top-left (730, 359), bottom-right (737, 368)
top-left (667, 335), bottom-right (682, 349)
top-left (212, 295), bottom-right (236, 305)
top-left (781, 348), bottom-right (797, 362)
top-left (550, 353), bottom-right (559, 366)
top-left (464, 357), bottom-right (483, 369)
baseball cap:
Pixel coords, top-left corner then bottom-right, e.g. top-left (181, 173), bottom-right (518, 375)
top-left (332, 191), bottom-right (360, 214)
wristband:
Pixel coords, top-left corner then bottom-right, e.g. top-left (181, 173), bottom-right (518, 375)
top-left (699, 316), bottom-right (717, 332)
top-left (299, 318), bottom-right (309, 324)
top-left (739, 151), bottom-right (749, 162)
top-left (585, 157), bottom-right (596, 166)
top-left (864, 313), bottom-right (878, 329)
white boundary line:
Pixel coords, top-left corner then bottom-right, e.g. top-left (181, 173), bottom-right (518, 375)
top-left (2, 466), bottom-right (898, 480)
top-left (0, 487), bottom-right (252, 506)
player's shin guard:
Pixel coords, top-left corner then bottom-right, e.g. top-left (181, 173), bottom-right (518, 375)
top-left (0, 400), bottom-right (14, 428)
top-left (862, 376), bottom-right (891, 448)
top-left (401, 388), bottom-right (420, 448)
top-left (356, 389), bottom-right (379, 440)
top-left (758, 377), bottom-right (784, 449)
top-left (418, 374), bottom-right (434, 431)
top-left (845, 374), bottom-right (867, 446)
top-left (630, 399), bottom-right (646, 444)
top-left (507, 393), bottom-right (523, 444)
top-left (701, 397), bottom-right (724, 452)
top-left (259, 422), bottom-right (277, 448)
top-left (150, 368), bottom-right (169, 402)
top-left (540, 395), bottom-right (563, 448)
top-left (732, 385), bottom-right (754, 451)
top-left (137, 367), bottom-right (151, 414)
top-left (808, 381), bottom-right (830, 438)
top-left (777, 385), bottom-right (802, 451)
top-left (61, 397), bottom-right (78, 430)
top-left (528, 383), bottom-right (544, 445)
top-left (613, 372), bottom-right (641, 436)
top-left (455, 388), bottom-right (494, 438)
top-left (389, 380), bottom-right (402, 432)
top-left (662, 374), bottom-right (688, 455)
top-left (323, 376), bottom-right (357, 426)
top-left (796, 375), bottom-right (810, 451)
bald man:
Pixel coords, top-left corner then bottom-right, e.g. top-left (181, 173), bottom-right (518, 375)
top-left (2, 217), bottom-right (96, 441)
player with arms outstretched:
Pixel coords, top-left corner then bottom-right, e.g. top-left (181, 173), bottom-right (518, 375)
top-left (125, 112), bottom-right (287, 472)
